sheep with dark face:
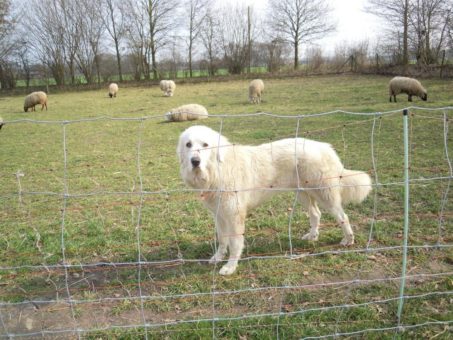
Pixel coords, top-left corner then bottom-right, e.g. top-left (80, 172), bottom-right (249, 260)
top-left (389, 76), bottom-right (427, 102)
top-left (24, 91), bottom-right (48, 112)
top-left (0, 117), bottom-right (3, 130)
top-left (108, 83), bottom-right (119, 98)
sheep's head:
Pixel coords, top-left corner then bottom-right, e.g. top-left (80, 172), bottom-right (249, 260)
top-left (421, 92), bottom-right (428, 101)
top-left (24, 106), bottom-right (28, 112)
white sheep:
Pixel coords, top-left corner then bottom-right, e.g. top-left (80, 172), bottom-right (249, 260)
top-left (0, 117), bottom-right (3, 130)
top-left (249, 79), bottom-right (265, 104)
top-left (24, 91), bottom-right (48, 112)
top-left (159, 80), bottom-right (176, 97)
top-left (108, 83), bottom-right (119, 98)
top-left (165, 104), bottom-right (208, 122)
top-left (389, 76), bottom-right (427, 102)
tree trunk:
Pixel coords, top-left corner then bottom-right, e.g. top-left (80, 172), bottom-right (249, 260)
top-left (403, 0), bottom-right (409, 74)
top-left (247, 6), bottom-right (251, 74)
top-left (189, 46), bottom-right (193, 78)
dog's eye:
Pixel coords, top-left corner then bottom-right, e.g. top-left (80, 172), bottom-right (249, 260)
top-left (203, 143), bottom-right (209, 148)
top-left (186, 142), bottom-right (192, 148)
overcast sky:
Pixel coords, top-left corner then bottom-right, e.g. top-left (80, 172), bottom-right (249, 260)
top-left (239, 0), bottom-right (382, 55)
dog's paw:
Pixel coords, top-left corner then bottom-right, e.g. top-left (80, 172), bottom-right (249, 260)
top-left (302, 231), bottom-right (319, 241)
top-left (219, 264), bottom-right (237, 275)
top-left (209, 254), bottom-right (224, 264)
top-left (340, 236), bottom-right (354, 246)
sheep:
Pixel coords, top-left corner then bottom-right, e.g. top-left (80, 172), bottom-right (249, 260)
top-left (389, 76), bottom-right (427, 102)
top-left (0, 117), bottom-right (3, 130)
top-left (24, 91), bottom-right (48, 112)
top-left (249, 79), bottom-right (264, 104)
top-left (165, 104), bottom-right (208, 122)
top-left (159, 80), bottom-right (176, 97)
top-left (108, 83), bottom-right (119, 98)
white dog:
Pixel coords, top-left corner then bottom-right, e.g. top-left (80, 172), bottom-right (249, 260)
top-left (177, 125), bottom-right (372, 275)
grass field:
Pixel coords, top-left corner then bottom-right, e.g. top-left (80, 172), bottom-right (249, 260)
top-left (0, 74), bottom-right (452, 338)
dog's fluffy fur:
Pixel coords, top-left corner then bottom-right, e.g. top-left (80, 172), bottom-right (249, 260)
top-left (177, 125), bottom-right (372, 275)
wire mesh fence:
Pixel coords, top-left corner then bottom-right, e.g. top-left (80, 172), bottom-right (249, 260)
top-left (0, 107), bottom-right (452, 338)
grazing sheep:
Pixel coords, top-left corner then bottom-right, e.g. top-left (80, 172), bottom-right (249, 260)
top-left (159, 80), bottom-right (176, 97)
top-left (0, 117), bottom-right (3, 130)
top-left (24, 91), bottom-right (48, 112)
top-left (165, 104), bottom-right (209, 122)
top-left (389, 76), bottom-right (427, 102)
top-left (249, 79), bottom-right (265, 104)
top-left (108, 83), bottom-right (119, 98)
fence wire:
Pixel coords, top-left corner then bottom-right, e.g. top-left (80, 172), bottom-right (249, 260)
top-left (0, 107), bottom-right (452, 338)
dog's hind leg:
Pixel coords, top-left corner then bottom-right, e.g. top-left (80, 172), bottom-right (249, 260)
top-left (326, 204), bottom-right (354, 246)
top-left (314, 189), bottom-right (354, 246)
top-left (299, 193), bottom-right (321, 241)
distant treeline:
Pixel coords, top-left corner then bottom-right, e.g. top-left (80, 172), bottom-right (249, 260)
top-left (1, 0), bottom-right (453, 90)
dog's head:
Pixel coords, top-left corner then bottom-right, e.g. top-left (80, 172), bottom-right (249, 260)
top-left (177, 125), bottom-right (229, 188)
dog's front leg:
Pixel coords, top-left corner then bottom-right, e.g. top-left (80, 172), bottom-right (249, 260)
top-left (219, 234), bottom-right (244, 275)
top-left (209, 218), bottom-right (228, 264)
top-left (219, 213), bottom-right (245, 276)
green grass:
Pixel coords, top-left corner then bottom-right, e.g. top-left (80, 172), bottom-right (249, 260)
top-left (0, 74), bottom-right (452, 338)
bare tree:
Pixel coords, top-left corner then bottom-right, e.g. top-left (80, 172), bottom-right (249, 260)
top-left (199, 8), bottom-right (220, 76)
top-left (218, 3), bottom-right (256, 74)
top-left (74, 0), bottom-right (104, 84)
top-left (23, 0), bottom-right (67, 85)
top-left (410, 0), bottom-right (450, 65)
top-left (144, 0), bottom-right (179, 79)
top-left (265, 37), bottom-right (289, 72)
top-left (58, 0), bottom-right (80, 85)
top-left (102, 0), bottom-right (127, 82)
top-left (366, 0), bottom-right (411, 69)
top-left (0, 0), bottom-right (15, 61)
top-left (183, 0), bottom-right (211, 77)
top-left (123, 0), bottom-right (151, 80)
top-left (268, 0), bottom-right (336, 70)
top-left (122, 0), bottom-right (179, 80)
top-left (0, 0), bottom-right (15, 88)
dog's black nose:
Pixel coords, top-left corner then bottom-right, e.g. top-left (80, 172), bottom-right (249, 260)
top-left (191, 157), bottom-right (201, 168)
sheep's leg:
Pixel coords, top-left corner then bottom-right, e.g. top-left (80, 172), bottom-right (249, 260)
top-left (408, 94), bottom-right (412, 102)
top-left (219, 212), bottom-right (246, 276)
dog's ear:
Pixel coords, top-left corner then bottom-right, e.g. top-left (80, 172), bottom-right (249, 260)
top-left (214, 134), bottom-right (228, 163)
top-left (176, 137), bottom-right (184, 164)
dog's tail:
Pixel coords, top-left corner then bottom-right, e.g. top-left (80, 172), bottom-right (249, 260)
top-left (340, 169), bottom-right (372, 205)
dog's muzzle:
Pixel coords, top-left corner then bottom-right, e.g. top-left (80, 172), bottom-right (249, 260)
top-left (191, 156), bottom-right (201, 168)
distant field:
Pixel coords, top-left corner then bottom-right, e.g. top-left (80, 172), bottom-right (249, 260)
top-left (0, 75), bottom-right (452, 338)
top-left (13, 66), bottom-right (270, 88)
